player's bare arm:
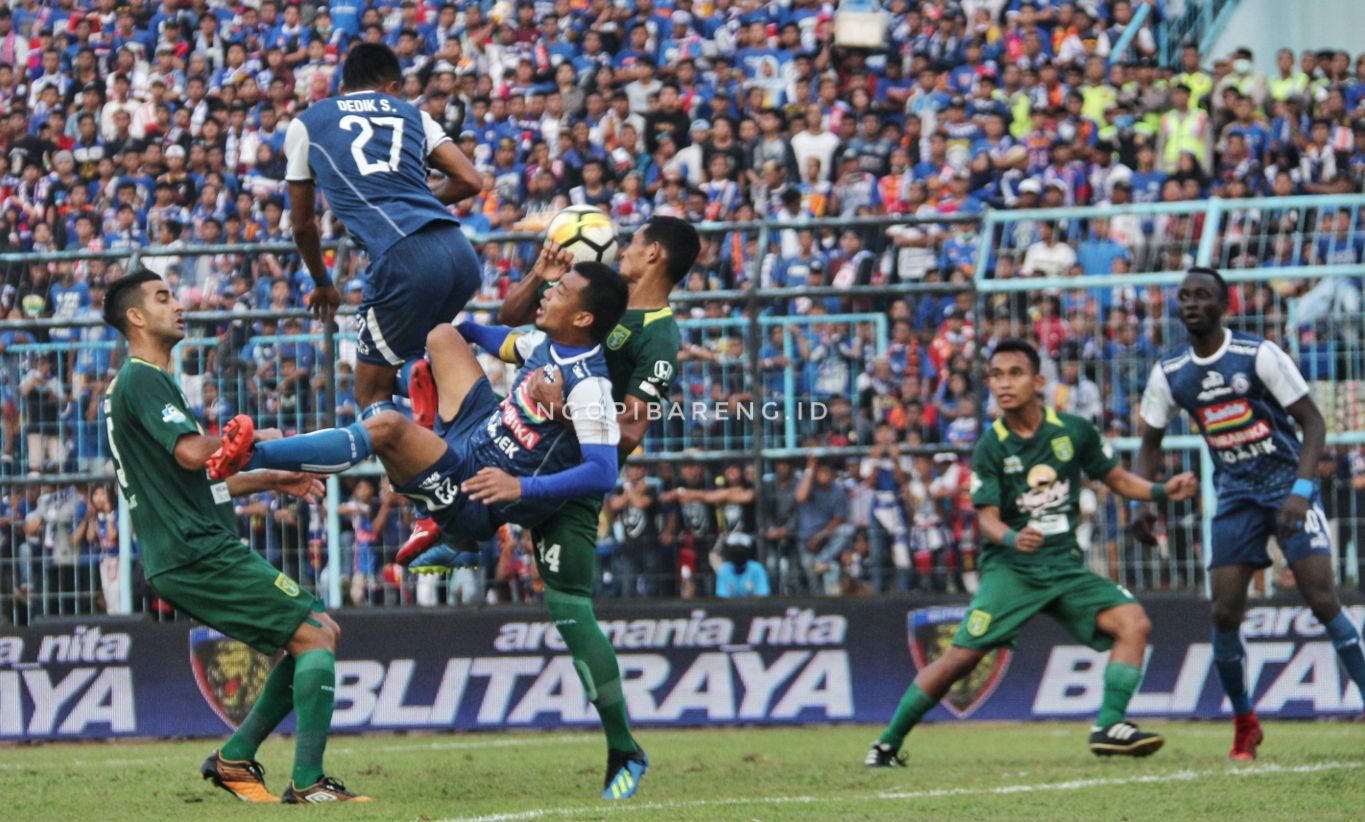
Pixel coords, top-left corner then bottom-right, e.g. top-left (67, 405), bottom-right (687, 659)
top-left (498, 242), bottom-right (575, 326)
top-left (226, 471), bottom-right (325, 503)
top-left (429, 140), bottom-right (482, 204)
top-left (289, 179), bottom-right (340, 323)
top-left (1102, 465), bottom-right (1198, 503)
top-left (977, 504), bottom-right (1044, 552)
top-left (1279, 395), bottom-right (1327, 537)
top-left (1130, 421), bottom-right (1171, 545)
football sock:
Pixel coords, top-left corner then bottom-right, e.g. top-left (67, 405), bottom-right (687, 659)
top-left (291, 649), bottom-right (336, 787)
top-left (545, 588), bottom-right (637, 754)
top-left (395, 359), bottom-right (421, 398)
top-left (1212, 630), bottom-right (1253, 715)
top-left (1095, 662), bottom-right (1144, 728)
top-left (221, 655), bottom-right (296, 761)
top-left (360, 400), bottom-right (398, 421)
top-left (245, 422), bottom-right (372, 473)
top-left (878, 683), bottom-right (935, 748)
top-left (1324, 612), bottom-right (1365, 696)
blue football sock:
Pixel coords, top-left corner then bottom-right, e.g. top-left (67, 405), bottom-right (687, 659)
top-left (1324, 612), bottom-right (1365, 697)
top-left (1212, 630), bottom-right (1253, 715)
top-left (395, 359), bottom-right (422, 398)
top-left (245, 422), bottom-right (372, 473)
top-left (360, 400), bottom-right (398, 421)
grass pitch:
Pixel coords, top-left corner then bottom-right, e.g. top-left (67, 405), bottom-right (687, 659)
top-left (1, 721), bottom-right (1361, 821)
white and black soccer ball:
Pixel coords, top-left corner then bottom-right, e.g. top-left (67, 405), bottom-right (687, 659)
top-left (545, 205), bottom-right (619, 265)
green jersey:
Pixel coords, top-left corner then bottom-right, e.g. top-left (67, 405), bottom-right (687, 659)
top-left (969, 407), bottom-right (1119, 569)
top-left (602, 305), bottom-right (680, 406)
top-left (104, 357), bottom-right (240, 577)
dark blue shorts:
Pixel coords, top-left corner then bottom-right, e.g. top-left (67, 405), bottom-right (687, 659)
top-left (394, 377), bottom-right (501, 541)
top-left (356, 221), bottom-right (480, 367)
top-left (1209, 490), bottom-right (1332, 570)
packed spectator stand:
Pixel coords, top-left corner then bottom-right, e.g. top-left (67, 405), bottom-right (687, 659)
top-left (1, 0), bottom-right (1364, 622)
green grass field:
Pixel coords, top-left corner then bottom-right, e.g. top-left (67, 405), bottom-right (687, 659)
top-left (2, 722), bottom-right (1362, 821)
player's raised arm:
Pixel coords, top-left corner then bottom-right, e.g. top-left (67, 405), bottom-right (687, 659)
top-left (427, 132), bottom-right (482, 205)
top-left (498, 242), bottom-right (575, 326)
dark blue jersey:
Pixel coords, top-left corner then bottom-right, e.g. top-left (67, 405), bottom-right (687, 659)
top-left (1140, 330), bottom-right (1310, 502)
top-left (284, 90), bottom-right (457, 257)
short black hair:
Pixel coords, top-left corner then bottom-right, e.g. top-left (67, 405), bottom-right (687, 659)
top-left (341, 42), bottom-right (402, 91)
top-left (103, 268), bottom-right (163, 336)
top-left (640, 216), bottom-right (701, 284)
top-left (1185, 265), bottom-right (1230, 302)
top-left (572, 261), bottom-right (629, 342)
top-left (990, 337), bottom-right (1042, 375)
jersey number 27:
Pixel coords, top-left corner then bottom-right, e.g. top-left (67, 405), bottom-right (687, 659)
top-left (340, 115), bottom-right (404, 176)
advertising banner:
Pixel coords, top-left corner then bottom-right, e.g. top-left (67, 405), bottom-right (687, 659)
top-left (1, 597), bottom-right (1360, 741)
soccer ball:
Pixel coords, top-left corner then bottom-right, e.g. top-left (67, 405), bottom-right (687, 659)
top-left (546, 205), bottom-right (619, 265)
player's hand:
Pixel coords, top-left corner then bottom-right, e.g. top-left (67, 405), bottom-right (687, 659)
top-left (407, 544), bottom-right (482, 575)
top-left (1164, 471), bottom-right (1197, 501)
top-left (1128, 506), bottom-right (1159, 546)
top-left (273, 471), bottom-right (325, 503)
top-left (462, 467), bottom-right (522, 503)
top-left (1014, 526), bottom-right (1044, 552)
top-left (1277, 491), bottom-right (1310, 540)
top-left (531, 241), bottom-right (575, 283)
top-left (308, 282), bottom-right (342, 323)
top-left (526, 367), bottom-right (567, 421)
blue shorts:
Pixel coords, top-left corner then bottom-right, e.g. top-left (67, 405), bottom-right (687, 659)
top-left (355, 221), bottom-right (480, 367)
top-left (1209, 490), bottom-right (1332, 570)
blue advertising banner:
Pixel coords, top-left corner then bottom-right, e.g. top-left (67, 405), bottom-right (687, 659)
top-left (1, 596), bottom-right (1361, 741)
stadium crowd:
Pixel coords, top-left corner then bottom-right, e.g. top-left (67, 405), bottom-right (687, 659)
top-left (2, 0), bottom-right (1365, 621)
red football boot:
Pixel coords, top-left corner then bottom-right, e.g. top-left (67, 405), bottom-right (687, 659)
top-left (1229, 712), bottom-right (1263, 761)
top-left (396, 517), bottom-right (443, 566)
top-left (206, 415), bottom-right (255, 480)
top-left (408, 359), bottom-right (437, 430)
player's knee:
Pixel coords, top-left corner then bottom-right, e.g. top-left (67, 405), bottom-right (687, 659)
top-left (428, 322), bottom-right (461, 349)
top-left (364, 411), bottom-right (405, 448)
top-left (1210, 600), bottom-right (1242, 633)
top-left (1125, 612), bottom-right (1152, 642)
top-left (1302, 590), bottom-right (1340, 624)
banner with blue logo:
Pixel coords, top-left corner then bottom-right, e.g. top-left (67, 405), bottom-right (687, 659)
top-left (1, 596), bottom-right (1360, 740)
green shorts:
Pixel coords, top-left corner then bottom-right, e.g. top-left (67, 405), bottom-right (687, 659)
top-left (150, 545), bottom-right (323, 655)
top-left (530, 495), bottom-right (601, 598)
top-left (952, 561), bottom-right (1137, 652)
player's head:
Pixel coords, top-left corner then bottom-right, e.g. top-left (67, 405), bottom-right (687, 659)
top-left (618, 215), bottom-right (700, 286)
top-left (1177, 266), bottom-right (1229, 335)
top-left (535, 261), bottom-right (629, 344)
top-left (987, 337), bottom-right (1044, 414)
top-left (341, 43), bottom-right (402, 94)
top-left (103, 268), bottom-right (185, 344)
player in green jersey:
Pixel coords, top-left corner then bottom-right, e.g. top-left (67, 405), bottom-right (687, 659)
top-left (403, 216), bottom-right (699, 800)
top-left (102, 270), bottom-right (368, 804)
top-left (866, 339), bottom-right (1197, 766)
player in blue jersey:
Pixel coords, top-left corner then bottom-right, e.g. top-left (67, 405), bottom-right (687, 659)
top-left (1136, 266), bottom-right (1365, 761)
top-left (285, 43), bottom-right (482, 420)
top-left (207, 263), bottom-right (629, 542)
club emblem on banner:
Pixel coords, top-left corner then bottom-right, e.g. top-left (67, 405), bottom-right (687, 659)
top-left (907, 607), bottom-right (1011, 718)
top-left (189, 627), bottom-right (274, 729)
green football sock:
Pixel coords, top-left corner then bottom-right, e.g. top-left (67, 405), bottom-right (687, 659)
top-left (545, 588), bottom-right (637, 754)
top-left (1096, 662), bottom-right (1144, 728)
top-left (221, 655), bottom-right (296, 761)
top-left (879, 683), bottom-right (936, 749)
top-left (290, 648), bottom-right (336, 787)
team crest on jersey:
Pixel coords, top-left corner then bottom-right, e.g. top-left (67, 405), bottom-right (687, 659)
top-left (1003, 456), bottom-right (1023, 473)
top-left (907, 608), bottom-right (1010, 719)
top-left (274, 573), bottom-right (301, 597)
top-left (1050, 436), bottom-right (1073, 462)
top-left (161, 404), bottom-right (186, 424)
top-left (605, 325), bottom-right (632, 350)
top-left (1231, 372), bottom-right (1251, 394)
top-left (188, 627), bottom-right (273, 729)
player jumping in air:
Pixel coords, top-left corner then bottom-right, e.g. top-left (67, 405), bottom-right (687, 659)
top-left (207, 263), bottom-right (630, 545)
top-left (1135, 266), bottom-right (1365, 760)
top-left (868, 339), bottom-right (1197, 767)
top-left (101, 270), bottom-right (366, 803)
top-left (403, 216), bottom-right (701, 800)
top-left (285, 42), bottom-right (482, 419)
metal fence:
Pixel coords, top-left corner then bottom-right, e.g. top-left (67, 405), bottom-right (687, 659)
top-left (3, 197), bottom-right (1364, 623)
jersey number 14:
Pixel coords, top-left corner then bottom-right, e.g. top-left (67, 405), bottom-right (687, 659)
top-left (340, 115), bottom-right (404, 176)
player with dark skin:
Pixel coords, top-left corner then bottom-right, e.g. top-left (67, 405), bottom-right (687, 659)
top-left (905, 348), bottom-right (1197, 710)
top-left (1135, 268), bottom-right (1339, 669)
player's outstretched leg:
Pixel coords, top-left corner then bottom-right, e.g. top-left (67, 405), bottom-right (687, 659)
top-left (200, 655), bottom-right (298, 802)
top-left (279, 612), bottom-right (370, 803)
top-left (1209, 565), bottom-right (1261, 760)
top-left (868, 645), bottom-right (983, 766)
top-left (207, 414), bottom-right (375, 480)
top-left (1088, 604), bottom-right (1163, 757)
top-left (1291, 554), bottom-right (1365, 718)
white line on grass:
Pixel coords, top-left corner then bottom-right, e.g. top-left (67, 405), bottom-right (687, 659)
top-left (436, 760), bottom-right (1364, 822)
